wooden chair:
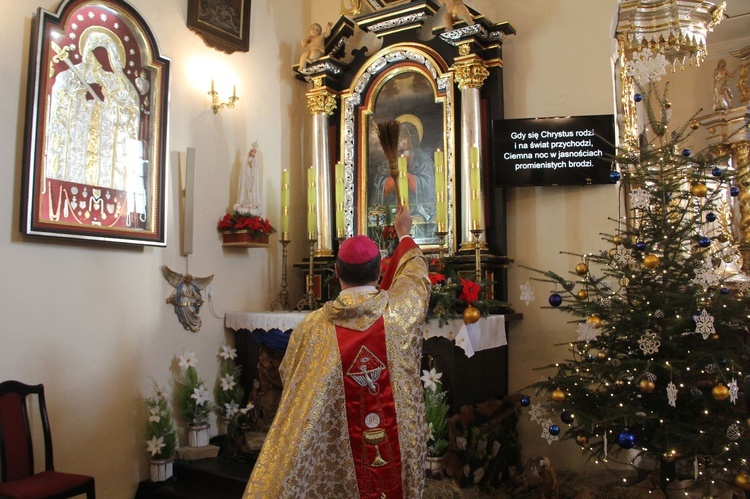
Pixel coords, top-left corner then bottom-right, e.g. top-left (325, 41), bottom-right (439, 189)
top-left (0, 380), bottom-right (95, 498)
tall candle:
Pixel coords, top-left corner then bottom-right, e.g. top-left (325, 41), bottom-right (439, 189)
top-left (470, 162), bottom-right (482, 230)
top-left (470, 146), bottom-right (479, 167)
top-left (434, 149), bottom-right (446, 230)
top-left (307, 166), bottom-right (317, 238)
top-left (335, 162), bottom-right (345, 238)
top-left (280, 169), bottom-right (289, 235)
top-left (397, 155), bottom-right (408, 208)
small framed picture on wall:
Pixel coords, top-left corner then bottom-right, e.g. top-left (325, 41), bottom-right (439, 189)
top-left (187, 0), bottom-right (252, 54)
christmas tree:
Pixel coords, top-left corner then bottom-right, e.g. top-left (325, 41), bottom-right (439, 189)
top-left (523, 49), bottom-right (750, 494)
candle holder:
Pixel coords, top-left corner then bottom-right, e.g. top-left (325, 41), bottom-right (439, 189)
top-left (435, 228), bottom-right (448, 262)
top-left (470, 228), bottom-right (484, 283)
top-left (269, 234), bottom-right (292, 311)
top-left (296, 237), bottom-right (319, 311)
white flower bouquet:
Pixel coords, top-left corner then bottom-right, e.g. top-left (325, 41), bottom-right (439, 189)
top-left (144, 381), bottom-right (177, 460)
top-left (214, 344), bottom-right (246, 419)
top-left (422, 367), bottom-right (449, 457)
top-left (174, 351), bottom-right (214, 426)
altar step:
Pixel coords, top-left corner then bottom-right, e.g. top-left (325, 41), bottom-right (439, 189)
top-left (135, 457), bottom-right (253, 499)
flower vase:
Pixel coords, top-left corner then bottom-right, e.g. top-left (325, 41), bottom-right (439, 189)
top-left (425, 455), bottom-right (443, 478)
top-left (218, 416), bottom-right (233, 436)
top-left (150, 458), bottom-right (173, 482)
top-left (187, 423), bottom-right (210, 447)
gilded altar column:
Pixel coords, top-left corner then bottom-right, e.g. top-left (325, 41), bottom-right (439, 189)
top-left (452, 44), bottom-right (489, 251)
top-left (306, 76), bottom-right (337, 257)
top-left (734, 142), bottom-right (750, 270)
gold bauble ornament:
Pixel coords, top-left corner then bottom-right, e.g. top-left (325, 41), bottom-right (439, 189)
top-left (735, 473), bottom-right (750, 491)
top-left (587, 315), bottom-right (601, 328)
top-left (597, 351), bottom-right (607, 360)
top-left (551, 389), bottom-right (566, 403)
top-left (576, 435), bottom-right (589, 446)
top-left (691, 183), bottom-right (708, 197)
top-left (463, 305), bottom-right (481, 324)
top-left (575, 262), bottom-right (588, 275)
top-left (609, 248), bottom-right (617, 258)
top-left (690, 120), bottom-right (700, 130)
top-left (620, 277), bottom-right (630, 286)
top-left (639, 379), bottom-right (656, 393)
top-left (613, 235), bottom-right (623, 245)
top-left (712, 383), bottom-right (730, 401)
top-left (615, 380), bottom-right (625, 389)
top-left (643, 254), bottom-right (659, 269)
top-left (577, 289), bottom-right (589, 300)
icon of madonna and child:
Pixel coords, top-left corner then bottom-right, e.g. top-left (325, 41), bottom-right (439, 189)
top-left (367, 113), bottom-right (442, 250)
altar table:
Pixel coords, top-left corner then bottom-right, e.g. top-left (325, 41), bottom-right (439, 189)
top-left (224, 311), bottom-right (507, 358)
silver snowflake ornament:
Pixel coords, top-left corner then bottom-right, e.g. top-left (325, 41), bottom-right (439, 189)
top-left (728, 378), bottom-right (738, 404)
top-left (693, 309), bottom-right (715, 340)
top-left (638, 332), bottom-right (661, 355)
top-left (613, 245), bottom-right (636, 267)
top-left (692, 259), bottom-right (720, 290)
top-left (629, 187), bottom-right (652, 210)
top-left (520, 280), bottom-right (535, 306)
top-left (576, 321), bottom-right (599, 344)
top-left (528, 403), bottom-right (547, 424)
top-left (667, 381), bottom-right (678, 407)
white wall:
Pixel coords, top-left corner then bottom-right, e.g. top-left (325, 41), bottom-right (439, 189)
top-left (1, 1), bottom-right (307, 497)
top-left (1, 1), bottom-right (745, 497)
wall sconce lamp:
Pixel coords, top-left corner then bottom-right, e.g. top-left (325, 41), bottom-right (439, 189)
top-left (208, 79), bottom-right (238, 114)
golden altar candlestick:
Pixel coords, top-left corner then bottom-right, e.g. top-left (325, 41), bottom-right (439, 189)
top-left (297, 235), bottom-right (319, 311)
top-left (269, 234), bottom-right (292, 311)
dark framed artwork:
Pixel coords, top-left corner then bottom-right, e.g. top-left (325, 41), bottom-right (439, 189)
top-left (187, 0), bottom-right (251, 54)
top-left (358, 65), bottom-right (450, 248)
top-left (21, 0), bottom-right (171, 246)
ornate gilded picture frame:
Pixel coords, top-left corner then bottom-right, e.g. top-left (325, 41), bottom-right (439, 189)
top-left (187, 0), bottom-right (251, 54)
top-left (340, 44), bottom-right (455, 252)
top-left (21, 0), bottom-right (170, 246)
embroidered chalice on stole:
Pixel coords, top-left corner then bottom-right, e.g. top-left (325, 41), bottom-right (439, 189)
top-left (363, 428), bottom-right (387, 467)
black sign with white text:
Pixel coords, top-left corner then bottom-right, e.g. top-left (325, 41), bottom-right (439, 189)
top-left (491, 114), bottom-right (616, 187)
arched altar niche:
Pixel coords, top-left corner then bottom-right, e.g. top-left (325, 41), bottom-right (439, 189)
top-left (343, 44), bottom-right (455, 250)
top-left (297, 0), bottom-right (516, 303)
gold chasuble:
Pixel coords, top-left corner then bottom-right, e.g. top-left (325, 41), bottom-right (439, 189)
top-left (244, 239), bottom-right (431, 498)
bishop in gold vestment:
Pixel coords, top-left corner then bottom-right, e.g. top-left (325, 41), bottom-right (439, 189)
top-left (244, 218), bottom-right (430, 498)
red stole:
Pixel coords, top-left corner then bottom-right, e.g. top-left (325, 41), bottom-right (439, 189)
top-left (380, 237), bottom-right (417, 291)
top-left (336, 317), bottom-right (403, 499)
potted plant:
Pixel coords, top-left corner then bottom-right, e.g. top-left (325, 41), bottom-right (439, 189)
top-left (422, 366), bottom-right (449, 477)
top-left (144, 382), bottom-right (177, 482)
top-left (214, 344), bottom-right (245, 435)
top-left (174, 351), bottom-right (214, 447)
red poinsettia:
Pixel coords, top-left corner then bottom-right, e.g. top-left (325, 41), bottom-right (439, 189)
top-left (217, 212), bottom-right (275, 234)
top-left (429, 272), bottom-right (446, 285)
top-left (382, 226), bottom-right (398, 240)
top-left (459, 277), bottom-right (481, 303)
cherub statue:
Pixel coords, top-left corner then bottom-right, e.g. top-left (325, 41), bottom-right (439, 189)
top-left (299, 21), bottom-right (333, 71)
top-left (234, 141), bottom-right (262, 216)
top-left (441, 0), bottom-right (475, 31)
top-left (162, 265), bottom-right (214, 332)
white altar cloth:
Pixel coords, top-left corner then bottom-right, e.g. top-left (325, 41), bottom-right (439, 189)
top-left (225, 312), bottom-right (507, 358)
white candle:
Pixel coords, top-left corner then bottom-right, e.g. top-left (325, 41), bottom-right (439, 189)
top-left (184, 148), bottom-right (196, 255)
